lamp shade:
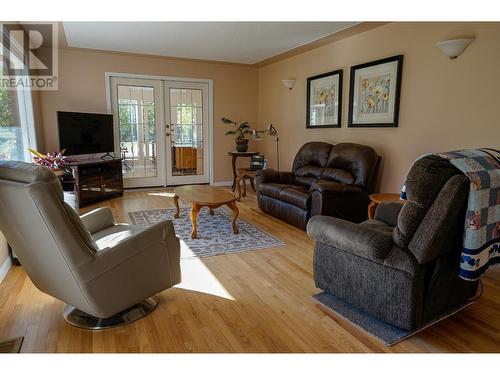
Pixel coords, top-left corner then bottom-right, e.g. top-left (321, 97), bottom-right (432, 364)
top-left (436, 38), bottom-right (473, 59)
top-left (281, 79), bottom-right (296, 90)
top-left (251, 129), bottom-right (263, 140)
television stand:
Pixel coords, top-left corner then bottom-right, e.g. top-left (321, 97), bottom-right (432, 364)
top-left (101, 152), bottom-right (116, 160)
top-left (67, 159), bottom-right (123, 208)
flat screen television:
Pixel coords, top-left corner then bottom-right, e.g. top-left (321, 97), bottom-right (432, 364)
top-left (57, 111), bottom-right (115, 156)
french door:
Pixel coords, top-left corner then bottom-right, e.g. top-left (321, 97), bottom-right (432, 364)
top-left (164, 81), bottom-right (210, 185)
top-left (109, 75), bottom-right (211, 188)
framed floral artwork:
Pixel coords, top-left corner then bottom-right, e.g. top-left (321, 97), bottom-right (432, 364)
top-left (348, 55), bottom-right (403, 127)
top-left (306, 69), bottom-right (343, 128)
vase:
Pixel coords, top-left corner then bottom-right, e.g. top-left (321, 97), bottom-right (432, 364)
top-left (235, 139), bottom-right (249, 152)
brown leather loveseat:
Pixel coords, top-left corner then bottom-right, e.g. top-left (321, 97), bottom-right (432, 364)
top-left (255, 142), bottom-right (380, 229)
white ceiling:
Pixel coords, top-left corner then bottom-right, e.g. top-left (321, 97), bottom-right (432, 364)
top-left (62, 22), bottom-right (358, 64)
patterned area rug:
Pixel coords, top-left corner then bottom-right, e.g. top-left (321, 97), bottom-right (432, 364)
top-left (129, 207), bottom-right (284, 259)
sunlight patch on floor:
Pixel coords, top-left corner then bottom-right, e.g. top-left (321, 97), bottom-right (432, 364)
top-left (175, 240), bottom-right (235, 300)
top-left (148, 191), bottom-right (176, 198)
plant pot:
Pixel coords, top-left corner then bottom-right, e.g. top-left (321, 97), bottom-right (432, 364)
top-left (235, 139), bottom-right (249, 152)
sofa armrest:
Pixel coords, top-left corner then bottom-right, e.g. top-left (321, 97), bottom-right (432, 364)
top-left (307, 216), bottom-right (394, 260)
top-left (256, 169), bottom-right (295, 185)
top-left (80, 207), bottom-right (115, 234)
top-left (374, 201), bottom-right (404, 227)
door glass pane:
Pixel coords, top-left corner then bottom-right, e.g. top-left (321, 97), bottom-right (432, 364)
top-left (169, 88), bottom-right (204, 176)
top-left (117, 85), bottom-right (158, 179)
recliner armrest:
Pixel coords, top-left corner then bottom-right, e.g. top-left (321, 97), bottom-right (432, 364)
top-left (307, 216), bottom-right (394, 260)
top-left (80, 207), bottom-right (115, 234)
top-left (81, 220), bottom-right (179, 282)
top-left (256, 169), bottom-right (295, 185)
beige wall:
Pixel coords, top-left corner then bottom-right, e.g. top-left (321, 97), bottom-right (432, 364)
top-left (257, 22), bottom-right (500, 192)
top-left (39, 48), bottom-right (259, 183)
top-left (37, 22), bottom-right (500, 191)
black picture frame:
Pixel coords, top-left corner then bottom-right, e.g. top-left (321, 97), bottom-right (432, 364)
top-left (348, 55), bottom-right (403, 128)
top-left (306, 69), bottom-right (343, 128)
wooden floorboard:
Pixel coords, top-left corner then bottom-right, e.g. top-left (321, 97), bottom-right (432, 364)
top-left (0, 187), bottom-right (499, 352)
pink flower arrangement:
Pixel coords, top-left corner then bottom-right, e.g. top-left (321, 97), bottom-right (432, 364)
top-left (28, 148), bottom-right (76, 171)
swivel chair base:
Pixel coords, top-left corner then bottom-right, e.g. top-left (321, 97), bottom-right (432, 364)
top-left (63, 297), bottom-right (158, 330)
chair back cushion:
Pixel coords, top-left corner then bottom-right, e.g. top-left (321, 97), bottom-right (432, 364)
top-left (292, 142), bottom-right (333, 186)
top-left (324, 143), bottom-right (379, 190)
top-left (0, 160), bottom-right (94, 313)
top-left (0, 160), bottom-right (64, 201)
top-left (393, 155), bottom-right (462, 249)
top-left (290, 142), bottom-right (379, 190)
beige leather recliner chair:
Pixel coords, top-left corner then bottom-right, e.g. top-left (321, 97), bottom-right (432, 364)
top-left (0, 160), bottom-right (181, 329)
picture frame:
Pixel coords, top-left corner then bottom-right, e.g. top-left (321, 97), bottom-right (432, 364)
top-left (306, 69), bottom-right (343, 128)
top-left (348, 55), bottom-right (403, 128)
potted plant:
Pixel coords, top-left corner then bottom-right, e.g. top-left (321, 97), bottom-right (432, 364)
top-left (28, 148), bottom-right (75, 172)
top-left (221, 117), bottom-right (253, 152)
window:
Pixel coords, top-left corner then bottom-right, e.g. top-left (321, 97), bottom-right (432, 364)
top-left (0, 59), bottom-right (38, 161)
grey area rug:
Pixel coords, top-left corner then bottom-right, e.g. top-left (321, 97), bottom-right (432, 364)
top-left (313, 291), bottom-right (474, 346)
top-left (129, 207), bottom-right (284, 259)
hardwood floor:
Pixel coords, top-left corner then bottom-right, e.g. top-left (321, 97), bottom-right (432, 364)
top-left (0, 188), bottom-right (499, 352)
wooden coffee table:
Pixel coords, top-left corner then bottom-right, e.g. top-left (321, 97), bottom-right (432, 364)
top-left (173, 185), bottom-right (239, 239)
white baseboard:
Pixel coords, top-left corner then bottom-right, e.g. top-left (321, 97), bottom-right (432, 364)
top-left (0, 256), bottom-right (12, 283)
top-left (212, 181), bottom-right (233, 187)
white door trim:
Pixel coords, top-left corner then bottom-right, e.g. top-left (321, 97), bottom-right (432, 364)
top-left (0, 256), bottom-right (12, 284)
top-left (105, 72), bottom-right (214, 185)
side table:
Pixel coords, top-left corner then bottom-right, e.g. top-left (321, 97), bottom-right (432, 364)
top-left (368, 193), bottom-right (403, 219)
top-left (228, 151), bottom-right (259, 191)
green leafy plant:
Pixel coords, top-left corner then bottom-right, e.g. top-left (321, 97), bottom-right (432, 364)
top-left (221, 117), bottom-right (253, 140)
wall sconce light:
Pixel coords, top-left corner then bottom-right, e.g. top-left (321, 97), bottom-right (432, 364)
top-left (281, 79), bottom-right (296, 90)
top-left (436, 38), bottom-right (474, 60)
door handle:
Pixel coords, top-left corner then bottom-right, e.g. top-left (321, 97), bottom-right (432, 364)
top-left (166, 132), bottom-right (171, 137)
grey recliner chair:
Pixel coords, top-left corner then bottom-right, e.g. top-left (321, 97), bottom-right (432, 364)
top-left (307, 155), bottom-right (479, 331)
top-left (0, 161), bottom-right (181, 329)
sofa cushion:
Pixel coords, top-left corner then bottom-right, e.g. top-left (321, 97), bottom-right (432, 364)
top-left (360, 219), bottom-right (394, 235)
top-left (258, 194), bottom-right (310, 229)
top-left (326, 143), bottom-right (379, 190)
top-left (321, 167), bottom-right (355, 184)
top-left (92, 223), bottom-right (144, 251)
top-left (292, 142), bottom-right (333, 172)
top-left (279, 186), bottom-right (311, 210)
top-left (295, 175), bottom-right (318, 187)
top-left (258, 183), bottom-right (291, 199)
top-left (295, 165), bottom-right (324, 178)
top-left (374, 201), bottom-right (404, 227)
